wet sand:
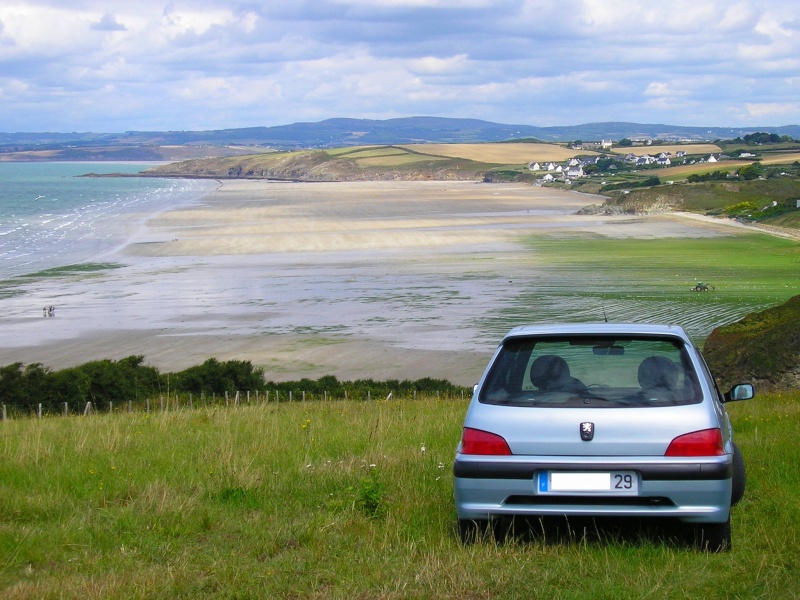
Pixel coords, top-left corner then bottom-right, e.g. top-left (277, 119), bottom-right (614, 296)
top-left (0, 180), bottom-right (750, 385)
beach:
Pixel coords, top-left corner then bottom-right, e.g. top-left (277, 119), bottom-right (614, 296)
top-left (0, 179), bottom-right (752, 386)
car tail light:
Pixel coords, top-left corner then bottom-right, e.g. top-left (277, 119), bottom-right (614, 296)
top-left (665, 428), bottom-right (724, 456)
top-left (460, 427), bottom-right (512, 455)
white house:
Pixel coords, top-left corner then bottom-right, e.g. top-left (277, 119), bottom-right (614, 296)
top-left (566, 165), bottom-right (585, 178)
top-left (708, 155), bottom-right (718, 163)
top-left (528, 162), bottom-right (541, 171)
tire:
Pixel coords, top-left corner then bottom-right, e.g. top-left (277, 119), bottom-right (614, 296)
top-left (694, 516), bottom-right (731, 552)
top-left (731, 442), bottom-right (746, 506)
top-left (458, 518), bottom-right (509, 544)
top-left (458, 518), bottom-right (490, 544)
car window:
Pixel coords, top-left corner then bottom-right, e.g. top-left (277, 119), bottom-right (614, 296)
top-left (479, 335), bottom-right (702, 408)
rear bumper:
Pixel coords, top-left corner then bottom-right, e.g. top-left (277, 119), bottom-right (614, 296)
top-left (453, 455), bottom-right (732, 523)
top-left (454, 459), bottom-right (731, 481)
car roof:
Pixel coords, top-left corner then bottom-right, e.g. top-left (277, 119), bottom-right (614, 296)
top-left (503, 323), bottom-right (692, 343)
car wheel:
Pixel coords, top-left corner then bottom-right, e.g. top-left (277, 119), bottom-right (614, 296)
top-left (731, 442), bottom-right (746, 506)
top-left (458, 518), bottom-right (489, 544)
top-left (458, 518), bottom-right (508, 544)
top-left (694, 516), bottom-right (731, 552)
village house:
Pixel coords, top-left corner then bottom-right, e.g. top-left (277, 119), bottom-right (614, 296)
top-left (565, 164), bottom-right (584, 178)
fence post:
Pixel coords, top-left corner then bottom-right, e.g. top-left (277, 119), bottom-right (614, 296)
top-left (235, 391), bottom-right (240, 406)
top-left (109, 401), bottom-right (113, 414)
top-left (128, 400), bottom-right (132, 412)
top-left (146, 398), bottom-right (150, 413)
top-left (64, 402), bottom-right (68, 417)
top-left (302, 391), bottom-right (306, 402)
top-left (247, 391), bottom-right (250, 404)
top-left (2, 404), bottom-right (5, 421)
top-left (38, 403), bottom-right (42, 418)
top-left (225, 391), bottom-right (229, 406)
top-left (160, 396), bottom-right (164, 412)
top-left (289, 391), bottom-right (292, 402)
top-left (84, 402), bottom-right (92, 416)
top-left (189, 394), bottom-right (193, 410)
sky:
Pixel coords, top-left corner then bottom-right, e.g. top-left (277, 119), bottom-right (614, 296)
top-left (1, 0), bottom-right (799, 133)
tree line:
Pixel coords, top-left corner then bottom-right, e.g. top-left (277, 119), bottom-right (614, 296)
top-left (0, 356), bottom-right (468, 414)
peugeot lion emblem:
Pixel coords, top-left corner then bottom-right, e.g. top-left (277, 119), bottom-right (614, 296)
top-left (580, 422), bottom-right (595, 441)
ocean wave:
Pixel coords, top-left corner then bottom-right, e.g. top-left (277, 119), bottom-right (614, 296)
top-left (0, 165), bottom-right (215, 278)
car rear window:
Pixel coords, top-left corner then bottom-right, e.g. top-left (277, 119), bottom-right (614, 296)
top-left (479, 335), bottom-right (703, 408)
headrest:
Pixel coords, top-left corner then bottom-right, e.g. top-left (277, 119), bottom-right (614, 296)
top-left (638, 356), bottom-right (679, 390)
top-left (530, 355), bottom-right (570, 390)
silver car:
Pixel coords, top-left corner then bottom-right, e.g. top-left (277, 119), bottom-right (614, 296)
top-left (453, 323), bottom-right (753, 551)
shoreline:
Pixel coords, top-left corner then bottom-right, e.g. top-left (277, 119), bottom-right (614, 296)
top-left (0, 179), bottom-right (794, 386)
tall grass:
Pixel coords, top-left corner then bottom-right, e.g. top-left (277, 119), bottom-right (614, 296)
top-left (0, 392), bottom-right (798, 599)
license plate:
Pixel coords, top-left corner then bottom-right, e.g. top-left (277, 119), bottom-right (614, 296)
top-left (537, 471), bottom-right (638, 495)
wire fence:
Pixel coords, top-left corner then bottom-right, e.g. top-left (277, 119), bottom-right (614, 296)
top-left (1, 386), bottom-right (472, 421)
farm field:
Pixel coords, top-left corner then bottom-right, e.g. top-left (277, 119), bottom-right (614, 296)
top-left (399, 143), bottom-right (591, 164)
top-left (760, 152), bottom-right (800, 166)
top-left (654, 160), bottom-right (751, 179)
top-left (609, 143), bottom-right (722, 157)
top-left (0, 391), bottom-right (798, 599)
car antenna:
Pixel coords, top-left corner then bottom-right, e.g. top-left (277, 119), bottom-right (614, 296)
top-left (603, 307), bottom-right (608, 323)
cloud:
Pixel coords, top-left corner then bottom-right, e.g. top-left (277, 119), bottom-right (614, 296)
top-left (91, 14), bottom-right (126, 31)
top-left (0, 0), bottom-right (799, 131)
top-left (744, 102), bottom-right (800, 119)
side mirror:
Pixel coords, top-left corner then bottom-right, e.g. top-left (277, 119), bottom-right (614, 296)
top-left (724, 383), bottom-right (754, 402)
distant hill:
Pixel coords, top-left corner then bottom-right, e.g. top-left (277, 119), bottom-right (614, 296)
top-left (2, 117), bottom-right (800, 156)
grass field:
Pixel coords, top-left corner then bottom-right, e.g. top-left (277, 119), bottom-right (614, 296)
top-left (0, 389), bottom-right (798, 599)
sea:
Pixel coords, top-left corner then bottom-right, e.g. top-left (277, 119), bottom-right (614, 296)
top-left (0, 162), bottom-right (216, 278)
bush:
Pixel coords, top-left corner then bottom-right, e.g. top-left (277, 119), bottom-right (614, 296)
top-left (703, 294), bottom-right (800, 390)
top-left (0, 356), bottom-right (468, 411)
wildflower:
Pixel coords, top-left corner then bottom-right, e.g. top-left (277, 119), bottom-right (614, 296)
top-left (420, 444), bottom-right (426, 454)
top-left (88, 469), bottom-right (95, 475)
